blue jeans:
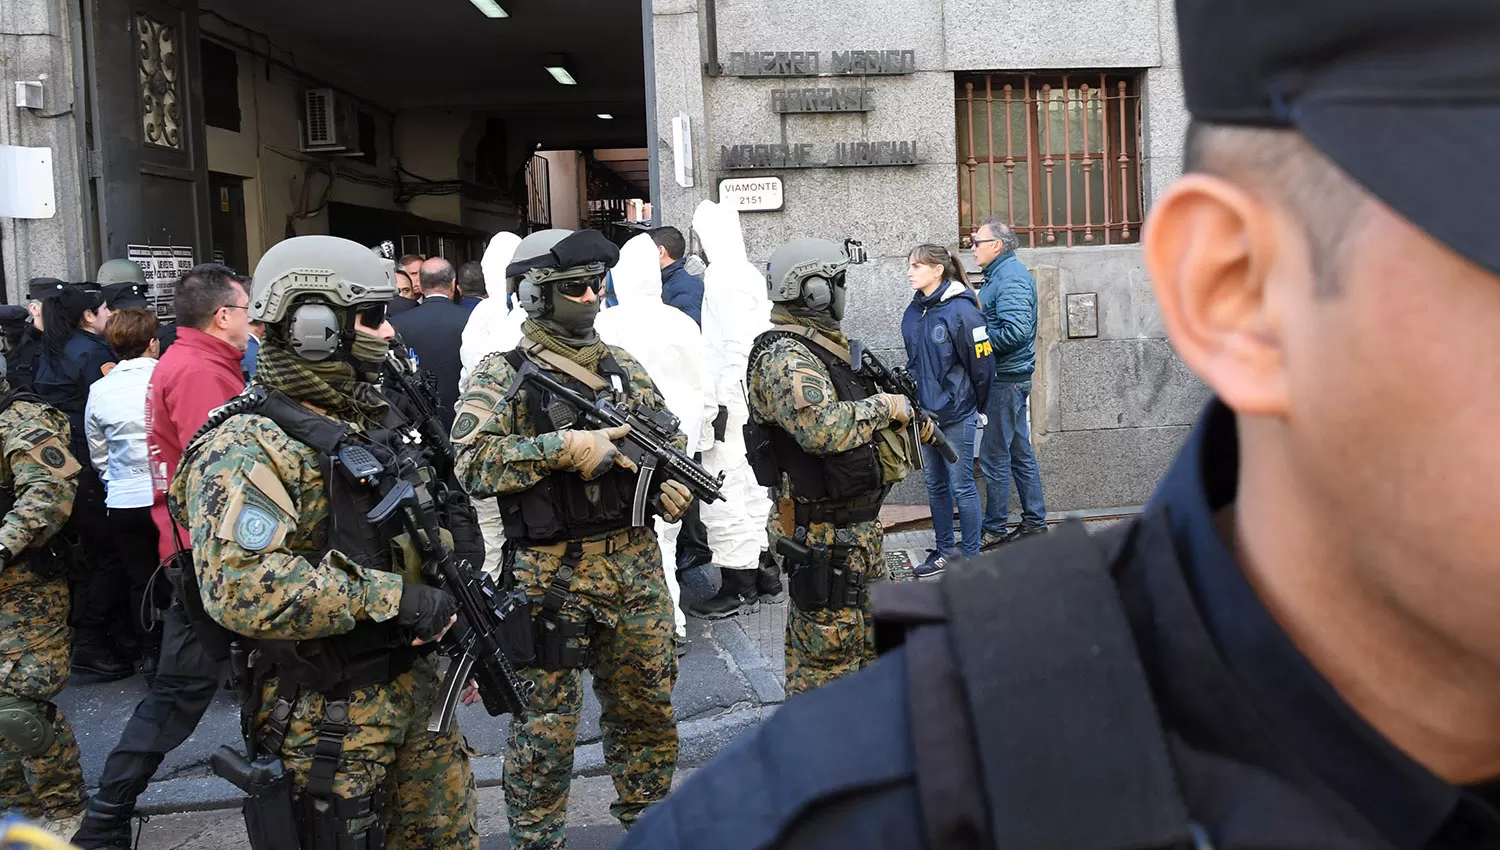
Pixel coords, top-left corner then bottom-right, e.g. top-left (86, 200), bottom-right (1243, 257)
top-left (921, 412), bottom-right (982, 557)
top-left (980, 381), bottom-right (1047, 533)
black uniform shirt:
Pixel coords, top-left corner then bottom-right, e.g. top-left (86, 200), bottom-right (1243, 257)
top-left (621, 400), bottom-right (1500, 850)
top-left (1152, 400), bottom-right (1500, 849)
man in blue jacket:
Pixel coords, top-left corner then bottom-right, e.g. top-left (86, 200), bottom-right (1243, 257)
top-left (650, 226), bottom-right (705, 326)
top-left (974, 218), bottom-right (1047, 547)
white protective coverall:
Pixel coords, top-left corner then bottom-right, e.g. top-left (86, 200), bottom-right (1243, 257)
top-left (692, 199), bottom-right (773, 573)
top-left (458, 231), bottom-right (524, 581)
top-left (596, 233), bottom-right (709, 639)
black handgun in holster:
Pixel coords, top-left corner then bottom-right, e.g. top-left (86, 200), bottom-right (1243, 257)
top-left (776, 530), bottom-right (866, 612)
top-left (532, 551), bottom-right (592, 671)
top-left (211, 746), bottom-right (301, 850)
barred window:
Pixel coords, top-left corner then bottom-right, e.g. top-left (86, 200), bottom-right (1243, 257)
top-left (956, 72), bottom-right (1145, 248)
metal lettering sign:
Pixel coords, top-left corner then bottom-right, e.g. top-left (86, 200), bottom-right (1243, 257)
top-left (719, 177), bottom-right (784, 211)
top-left (726, 50), bottom-right (916, 78)
top-left (719, 141), bottom-right (920, 170)
top-left (771, 87), bottom-right (875, 113)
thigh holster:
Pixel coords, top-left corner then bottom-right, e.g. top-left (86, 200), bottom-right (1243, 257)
top-left (530, 543), bottom-right (593, 671)
top-left (780, 529), bottom-right (867, 613)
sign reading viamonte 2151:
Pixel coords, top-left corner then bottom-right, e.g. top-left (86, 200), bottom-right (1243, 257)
top-left (718, 177), bottom-right (784, 212)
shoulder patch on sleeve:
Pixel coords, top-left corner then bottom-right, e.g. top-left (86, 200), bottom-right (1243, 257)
top-left (452, 398), bottom-right (498, 446)
top-left (971, 326), bottom-right (989, 342)
top-left (791, 367), bottom-right (832, 410)
top-left (24, 435), bottom-right (80, 478)
top-left (217, 478), bottom-right (292, 552)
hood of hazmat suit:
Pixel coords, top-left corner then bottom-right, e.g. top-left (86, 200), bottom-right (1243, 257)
top-left (692, 200), bottom-right (771, 421)
top-left (596, 234), bottom-right (709, 450)
top-left (460, 232), bottom-right (525, 388)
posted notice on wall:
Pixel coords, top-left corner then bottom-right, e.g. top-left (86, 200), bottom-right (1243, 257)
top-left (718, 176), bottom-right (784, 212)
top-left (126, 245), bottom-right (195, 320)
top-left (0, 145), bottom-right (55, 219)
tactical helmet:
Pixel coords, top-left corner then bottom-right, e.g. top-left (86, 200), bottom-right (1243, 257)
top-left (767, 238), bottom-right (852, 321)
top-left (250, 235), bottom-right (396, 362)
top-left (508, 228), bottom-right (573, 320)
top-left (96, 259), bottom-right (147, 286)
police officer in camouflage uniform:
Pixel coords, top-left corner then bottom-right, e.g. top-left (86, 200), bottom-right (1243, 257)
top-left (453, 228), bottom-right (689, 850)
top-left (745, 238), bottom-right (924, 696)
top-left (170, 235), bottom-right (479, 849)
top-left (0, 377), bottom-right (87, 837)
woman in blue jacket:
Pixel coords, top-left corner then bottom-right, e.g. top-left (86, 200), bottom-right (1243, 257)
top-left (901, 244), bottom-right (994, 575)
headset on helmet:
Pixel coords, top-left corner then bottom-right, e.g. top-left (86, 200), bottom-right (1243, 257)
top-left (766, 237), bottom-right (857, 320)
top-left (507, 229), bottom-right (574, 319)
top-left (250, 235), bottom-right (396, 362)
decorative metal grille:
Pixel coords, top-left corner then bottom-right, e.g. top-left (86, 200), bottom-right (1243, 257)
top-left (137, 13), bottom-right (182, 150)
top-left (957, 72), bottom-right (1144, 248)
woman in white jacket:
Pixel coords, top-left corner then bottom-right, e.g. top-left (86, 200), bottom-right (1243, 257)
top-left (83, 308), bottom-right (162, 675)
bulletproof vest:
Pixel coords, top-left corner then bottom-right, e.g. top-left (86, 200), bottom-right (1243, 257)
top-left (747, 329), bottom-right (885, 504)
top-left (497, 348), bottom-right (640, 545)
top-left (221, 390), bottom-right (430, 690)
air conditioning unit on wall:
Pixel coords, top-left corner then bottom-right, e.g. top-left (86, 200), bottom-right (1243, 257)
top-left (301, 88), bottom-right (361, 155)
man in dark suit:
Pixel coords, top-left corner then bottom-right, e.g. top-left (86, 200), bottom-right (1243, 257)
top-left (390, 258), bottom-right (466, 431)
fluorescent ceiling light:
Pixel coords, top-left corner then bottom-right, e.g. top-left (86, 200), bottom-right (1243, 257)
top-left (468, 0), bottom-right (507, 17)
top-left (546, 65), bottom-right (577, 85)
top-left (597, 113), bottom-right (614, 119)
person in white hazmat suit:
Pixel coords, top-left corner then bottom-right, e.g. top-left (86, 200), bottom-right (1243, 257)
top-left (458, 231), bottom-right (524, 581)
top-left (595, 233), bottom-right (707, 651)
top-left (688, 200), bottom-right (782, 618)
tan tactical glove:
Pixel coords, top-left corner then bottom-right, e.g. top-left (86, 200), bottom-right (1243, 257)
top-left (658, 479), bottom-right (693, 522)
top-left (874, 393), bottom-right (914, 428)
top-left (555, 424), bottom-right (637, 480)
top-left (919, 419), bottom-right (937, 444)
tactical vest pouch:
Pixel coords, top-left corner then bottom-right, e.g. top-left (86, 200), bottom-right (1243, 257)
top-left (742, 421), bottom-right (781, 488)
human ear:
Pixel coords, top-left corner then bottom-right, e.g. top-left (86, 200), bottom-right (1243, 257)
top-left (1144, 174), bottom-right (1289, 417)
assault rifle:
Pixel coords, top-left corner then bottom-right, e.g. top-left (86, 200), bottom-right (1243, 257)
top-left (506, 360), bottom-right (725, 525)
top-left (352, 446), bottom-right (534, 734)
top-left (848, 341), bottom-right (960, 464)
top-left (383, 350), bottom-right (455, 475)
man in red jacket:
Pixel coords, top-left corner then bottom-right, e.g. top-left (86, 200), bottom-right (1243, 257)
top-left (73, 263), bottom-right (249, 849)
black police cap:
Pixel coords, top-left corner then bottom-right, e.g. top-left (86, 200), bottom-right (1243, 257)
top-left (1177, 0), bottom-right (1500, 275)
top-left (26, 278), bottom-right (66, 301)
top-left (102, 281), bottom-right (150, 310)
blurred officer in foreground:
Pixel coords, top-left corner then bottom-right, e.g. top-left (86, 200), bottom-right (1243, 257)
top-left (622, 1), bottom-right (1500, 848)
top-left (170, 236), bottom-right (478, 848)
top-left (0, 376), bottom-right (85, 838)
top-left (742, 237), bottom-right (920, 696)
top-left (454, 228), bottom-right (686, 849)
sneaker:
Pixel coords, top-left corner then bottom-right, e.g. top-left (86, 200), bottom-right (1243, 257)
top-left (914, 550), bottom-right (950, 579)
top-left (673, 634), bottom-right (689, 658)
top-left (980, 529), bottom-right (1009, 550)
top-left (1005, 524), bottom-right (1049, 543)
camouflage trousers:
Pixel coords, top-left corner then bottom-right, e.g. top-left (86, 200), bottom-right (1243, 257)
top-left (253, 655), bottom-right (478, 850)
top-left (784, 519), bottom-right (884, 696)
top-left (505, 527), bottom-right (678, 850)
top-left (0, 570), bottom-right (84, 819)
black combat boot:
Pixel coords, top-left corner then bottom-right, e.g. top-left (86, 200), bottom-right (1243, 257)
top-left (71, 797), bottom-right (134, 849)
top-left (71, 641), bottom-right (133, 682)
top-left (756, 550), bottom-right (784, 601)
top-left (687, 568), bottom-right (760, 620)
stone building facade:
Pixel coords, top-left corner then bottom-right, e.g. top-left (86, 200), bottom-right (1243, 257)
top-left (649, 0), bottom-right (1210, 510)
